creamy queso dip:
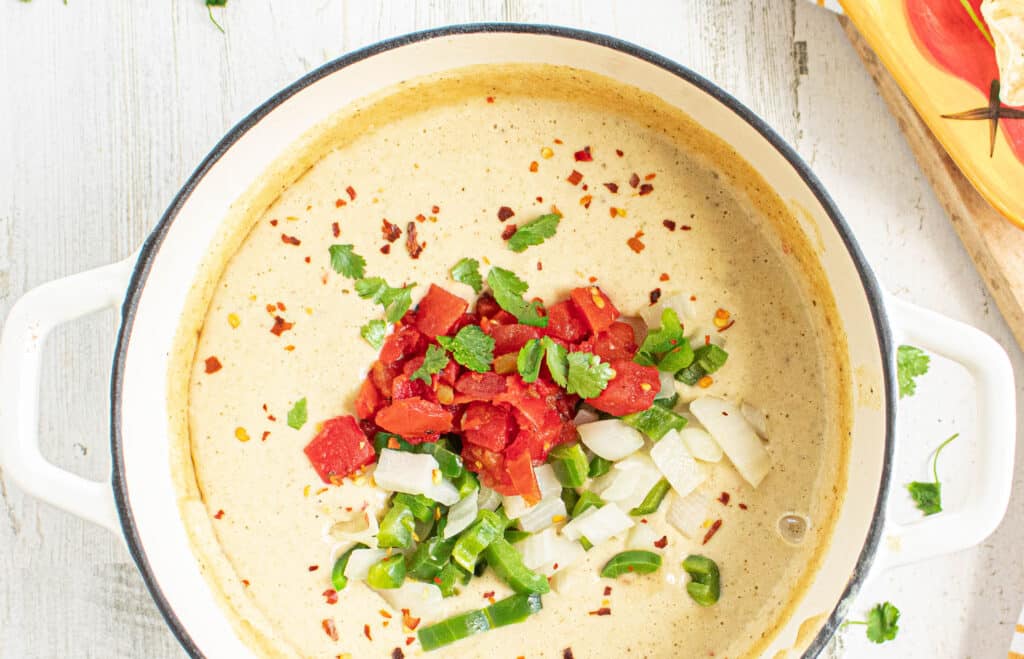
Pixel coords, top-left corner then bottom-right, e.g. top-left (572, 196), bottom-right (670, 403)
top-left (171, 64), bottom-right (849, 658)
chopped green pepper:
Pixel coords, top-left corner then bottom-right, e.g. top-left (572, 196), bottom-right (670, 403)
top-left (374, 431), bottom-right (415, 453)
top-left (561, 487), bottom-right (580, 513)
top-left (451, 510), bottom-right (504, 572)
top-left (378, 501), bottom-right (416, 548)
top-left (653, 393), bottom-right (679, 409)
top-left (637, 308), bottom-right (684, 356)
top-left (620, 405), bottom-right (688, 441)
top-left (504, 528), bottom-right (532, 544)
top-left (657, 339), bottom-right (694, 373)
top-left (483, 538), bottom-right (550, 594)
top-left (417, 593), bottom-right (542, 651)
top-left (572, 490), bottom-right (604, 518)
top-left (330, 543), bottom-right (367, 591)
top-left (549, 443), bottom-right (589, 487)
top-left (366, 554), bottom-right (406, 589)
top-left (484, 592), bottom-right (542, 627)
top-left (393, 493), bottom-right (437, 523)
top-left (629, 478), bottom-right (671, 516)
top-left (695, 344), bottom-right (728, 373)
top-left (406, 536), bottom-right (455, 581)
top-left (600, 550), bottom-right (663, 578)
top-left (435, 562), bottom-right (461, 597)
top-left (453, 470), bottom-right (479, 498)
top-left (588, 455), bottom-right (613, 478)
top-left (417, 441), bottom-right (465, 479)
top-left (682, 554), bottom-right (720, 606)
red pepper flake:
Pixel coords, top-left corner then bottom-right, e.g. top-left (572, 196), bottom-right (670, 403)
top-left (574, 146), bottom-right (593, 162)
top-left (567, 170), bottom-right (583, 186)
top-left (204, 356), bottom-right (223, 374)
top-left (718, 492), bottom-right (731, 505)
top-left (705, 334), bottom-right (711, 345)
top-left (322, 588), bottom-right (338, 605)
top-left (582, 183), bottom-right (588, 191)
top-left (690, 295), bottom-right (698, 301)
top-left (486, 95), bottom-right (495, 103)
top-left (702, 519), bottom-right (723, 545)
top-left (645, 173), bottom-right (656, 181)
top-left (554, 138), bottom-right (564, 145)
top-left (563, 649), bottom-right (575, 659)
top-left (304, 256), bottom-right (311, 264)
top-left (382, 219), bottom-right (402, 242)
top-left (589, 607), bottom-right (612, 616)
top-left (270, 316), bottom-right (293, 336)
top-left (603, 586), bottom-right (612, 596)
top-left (265, 304), bottom-right (277, 314)
top-left (609, 207), bottom-right (618, 218)
top-left (536, 261), bottom-right (543, 271)
top-left (615, 149), bottom-right (624, 157)
top-left (346, 186), bottom-right (357, 201)
top-left (604, 182), bottom-right (619, 193)
top-left (501, 224), bottom-right (517, 241)
top-left (629, 172), bottom-right (640, 188)
top-left (431, 205), bottom-right (440, 214)
top-left (649, 288), bottom-right (661, 305)
top-left (588, 276), bottom-right (598, 283)
top-left (321, 618), bottom-right (339, 641)
top-left (270, 219), bottom-right (279, 226)
top-left (331, 222), bottom-right (340, 237)
top-left (405, 222), bottom-right (424, 259)
top-left (579, 194), bottom-right (593, 209)
top-left (277, 301), bottom-right (286, 311)
top-left (660, 273), bottom-right (670, 281)
top-left (401, 608), bottom-right (420, 631)
top-left (267, 414), bottom-right (277, 422)
top-left (380, 244), bottom-right (391, 255)
top-left (739, 503), bottom-right (749, 510)
top-left (627, 231), bottom-right (646, 253)
top-left (681, 224), bottom-right (692, 231)
top-left (497, 206), bottom-right (515, 222)
top-left (363, 624), bottom-right (372, 641)
top-left (261, 431), bottom-right (270, 441)
top-left (529, 161), bottom-right (539, 173)
top-left (662, 219), bottom-right (677, 231)
top-left (654, 535), bottom-right (668, 549)
top-left (241, 579), bottom-right (250, 587)
top-left (482, 591), bottom-right (495, 600)
top-left (335, 198), bottom-right (346, 208)
top-left (213, 509), bottom-right (225, 519)
top-left (640, 518), bottom-right (648, 524)
top-left (717, 319), bottom-right (736, 333)
top-left (281, 234), bottom-right (301, 246)
top-left (308, 565), bottom-right (319, 572)
top-left (392, 649), bottom-right (405, 659)
top-left (406, 637), bottom-right (415, 646)
top-left (536, 196), bottom-right (543, 203)
top-left (638, 183), bottom-right (654, 196)
top-left (379, 609), bottom-right (393, 619)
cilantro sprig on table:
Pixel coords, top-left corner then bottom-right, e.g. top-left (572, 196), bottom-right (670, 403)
top-left (897, 345), bottom-right (930, 398)
top-left (450, 258), bottom-right (483, 294)
top-left (845, 602), bottom-right (900, 644)
top-left (437, 325), bottom-right (495, 373)
top-left (355, 277), bottom-right (416, 323)
top-left (329, 244), bottom-right (367, 279)
top-left (360, 319), bottom-right (387, 350)
top-left (287, 397), bottom-right (307, 430)
top-left (516, 336), bottom-right (614, 397)
top-left (206, 0), bottom-right (227, 33)
top-left (410, 344), bottom-right (450, 384)
top-left (907, 433), bottom-right (959, 516)
top-left (507, 213), bottom-right (561, 253)
top-left (487, 267), bottom-right (547, 327)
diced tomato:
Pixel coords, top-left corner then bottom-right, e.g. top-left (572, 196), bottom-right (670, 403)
top-left (544, 300), bottom-right (589, 343)
top-left (454, 371), bottom-right (507, 400)
top-left (375, 397), bottom-right (453, 435)
top-left (304, 415), bottom-right (375, 483)
top-left (355, 378), bottom-right (382, 420)
top-left (591, 321), bottom-right (638, 362)
top-left (475, 293), bottom-right (501, 319)
top-left (370, 360), bottom-right (402, 398)
top-left (586, 360), bottom-right (660, 416)
top-left (511, 399), bottom-right (567, 462)
top-left (503, 435), bottom-right (541, 504)
top-left (379, 324), bottom-right (424, 366)
top-left (391, 374), bottom-right (434, 401)
top-left (489, 323), bottom-right (543, 355)
top-left (462, 442), bottom-right (507, 489)
top-left (450, 312), bottom-right (479, 334)
top-left (489, 310), bottom-right (518, 326)
top-left (461, 402), bottom-right (515, 452)
top-left (569, 286), bottom-right (619, 333)
top-left (415, 284), bottom-right (469, 339)
top-left (438, 359), bottom-right (460, 387)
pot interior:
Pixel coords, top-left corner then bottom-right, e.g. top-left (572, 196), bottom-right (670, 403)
top-left (114, 26), bottom-right (891, 658)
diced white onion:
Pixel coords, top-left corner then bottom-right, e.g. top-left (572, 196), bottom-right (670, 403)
top-left (666, 490), bottom-right (712, 540)
top-left (373, 449), bottom-right (439, 495)
top-left (578, 419), bottom-right (645, 461)
top-left (573, 405), bottom-right (601, 426)
top-left (375, 582), bottom-right (445, 623)
top-left (326, 510), bottom-right (380, 553)
top-left (516, 496), bottom-right (567, 534)
top-left (590, 453), bottom-right (664, 510)
top-left (690, 397), bottom-right (771, 487)
top-left (655, 370), bottom-right (677, 400)
top-left (678, 426), bottom-right (723, 463)
top-left (741, 401), bottom-right (769, 439)
top-left (424, 479), bottom-right (461, 506)
top-left (515, 527), bottom-right (586, 576)
top-left (627, 522), bottom-right (661, 550)
top-left (502, 464), bottom-right (562, 519)
top-left (561, 503), bottom-right (634, 547)
top-left (343, 548), bottom-right (389, 580)
top-left (650, 430), bottom-right (706, 498)
top-left (477, 484), bottom-right (502, 511)
top-left (443, 489), bottom-right (479, 539)
top-left (638, 293), bottom-right (697, 329)
top-left (687, 323), bottom-right (725, 348)
top-left (549, 563), bottom-right (594, 595)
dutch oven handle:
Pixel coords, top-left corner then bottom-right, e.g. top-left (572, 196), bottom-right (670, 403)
top-left (0, 257), bottom-right (135, 534)
top-left (878, 294), bottom-right (1016, 570)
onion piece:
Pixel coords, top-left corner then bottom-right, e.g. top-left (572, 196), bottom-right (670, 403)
top-left (649, 430), bottom-right (706, 498)
top-left (678, 426), bottom-right (723, 463)
top-left (516, 496), bottom-right (567, 534)
top-left (375, 581), bottom-right (445, 623)
top-left (589, 453), bottom-right (663, 510)
top-left (666, 490), bottom-right (712, 540)
top-left (343, 548), bottom-right (389, 580)
top-left (477, 484), bottom-right (502, 512)
top-left (515, 527), bottom-right (586, 576)
top-left (502, 464), bottom-right (562, 519)
top-left (573, 405), bottom-right (601, 426)
top-left (373, 449), bottom-right (439, 495)
top-left (423, 479), bottom-right (461, 506)
top-left (655, 370), bottom-right (678, 400)
top-left (741, 401), bottom-right (769, 439)
top-left (443, 489), bottom-right (479, 539)
top-left (578, 419), bottom-right (645, 461)
top-left (626, 522), bottom-right (661, 550)
top-left (639, 293), bottom-right (697, 329)
top-left (690, 397), bottom-right (771, 486)
top-left (326, 509), bottom-right (380, 551)
top-left (686, 323), bottom-right (725, 348)
top-left (561, 503), bottom-right (634, 547)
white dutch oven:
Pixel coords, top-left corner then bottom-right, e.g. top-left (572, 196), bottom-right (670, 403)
top-left (0, 25), bottom-right (1016, 658)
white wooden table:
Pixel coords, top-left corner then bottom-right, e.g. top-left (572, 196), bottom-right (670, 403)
top-left (2, 2), bottom-right (1022, 657)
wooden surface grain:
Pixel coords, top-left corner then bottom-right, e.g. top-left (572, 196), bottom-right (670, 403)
top-left (1, 2), bottom-right (1022, 658)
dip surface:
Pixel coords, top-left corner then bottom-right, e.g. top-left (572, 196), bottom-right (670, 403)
top-left (180, 64), bottom-right (849, 658)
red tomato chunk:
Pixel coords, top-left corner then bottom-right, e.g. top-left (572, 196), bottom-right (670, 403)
top-left (375, 397), bottom-right (453, 435)
top-left (569, 286), bottom-right (619, 333)
top-left (304, 416), bottom-right (376, 483)
top-left (586, 360), bottom-right (660, 416)
top-left (415, 284), bottom-right (469, 339)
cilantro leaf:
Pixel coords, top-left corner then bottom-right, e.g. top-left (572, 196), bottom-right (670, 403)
top-left (566, 351), bottom-right (614, 398)
top-left (355, 277), bottom-right (416, 323)
top-left (517, 339), bottom-right (545, 383)
top-left (845, 602), bottom-right (900, 644)
top-left (329, 244), bottom-right (367, 279)
top-left (907, 432), bottom-right (958, 516)
top-left (411, 344), bottom-right (450, 384)
top-left (897, 345), bottom-right (930, 398)
top-left (451, 258), bottom-right (483, 294)
top-left (486, 266), bottom-right (548, 327)
top-left (507, 213), bottom-right (561, 253)
top-left (360, 319), bottom-right (387, 349)
top-left (636, 308), bottom-right (684, 365)
top-left (287, 397), bottom-right (308, 430)
top-left (542, 337), bottom-right (569, 387)
top-left (437, 325), bottom-right (495, 373)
